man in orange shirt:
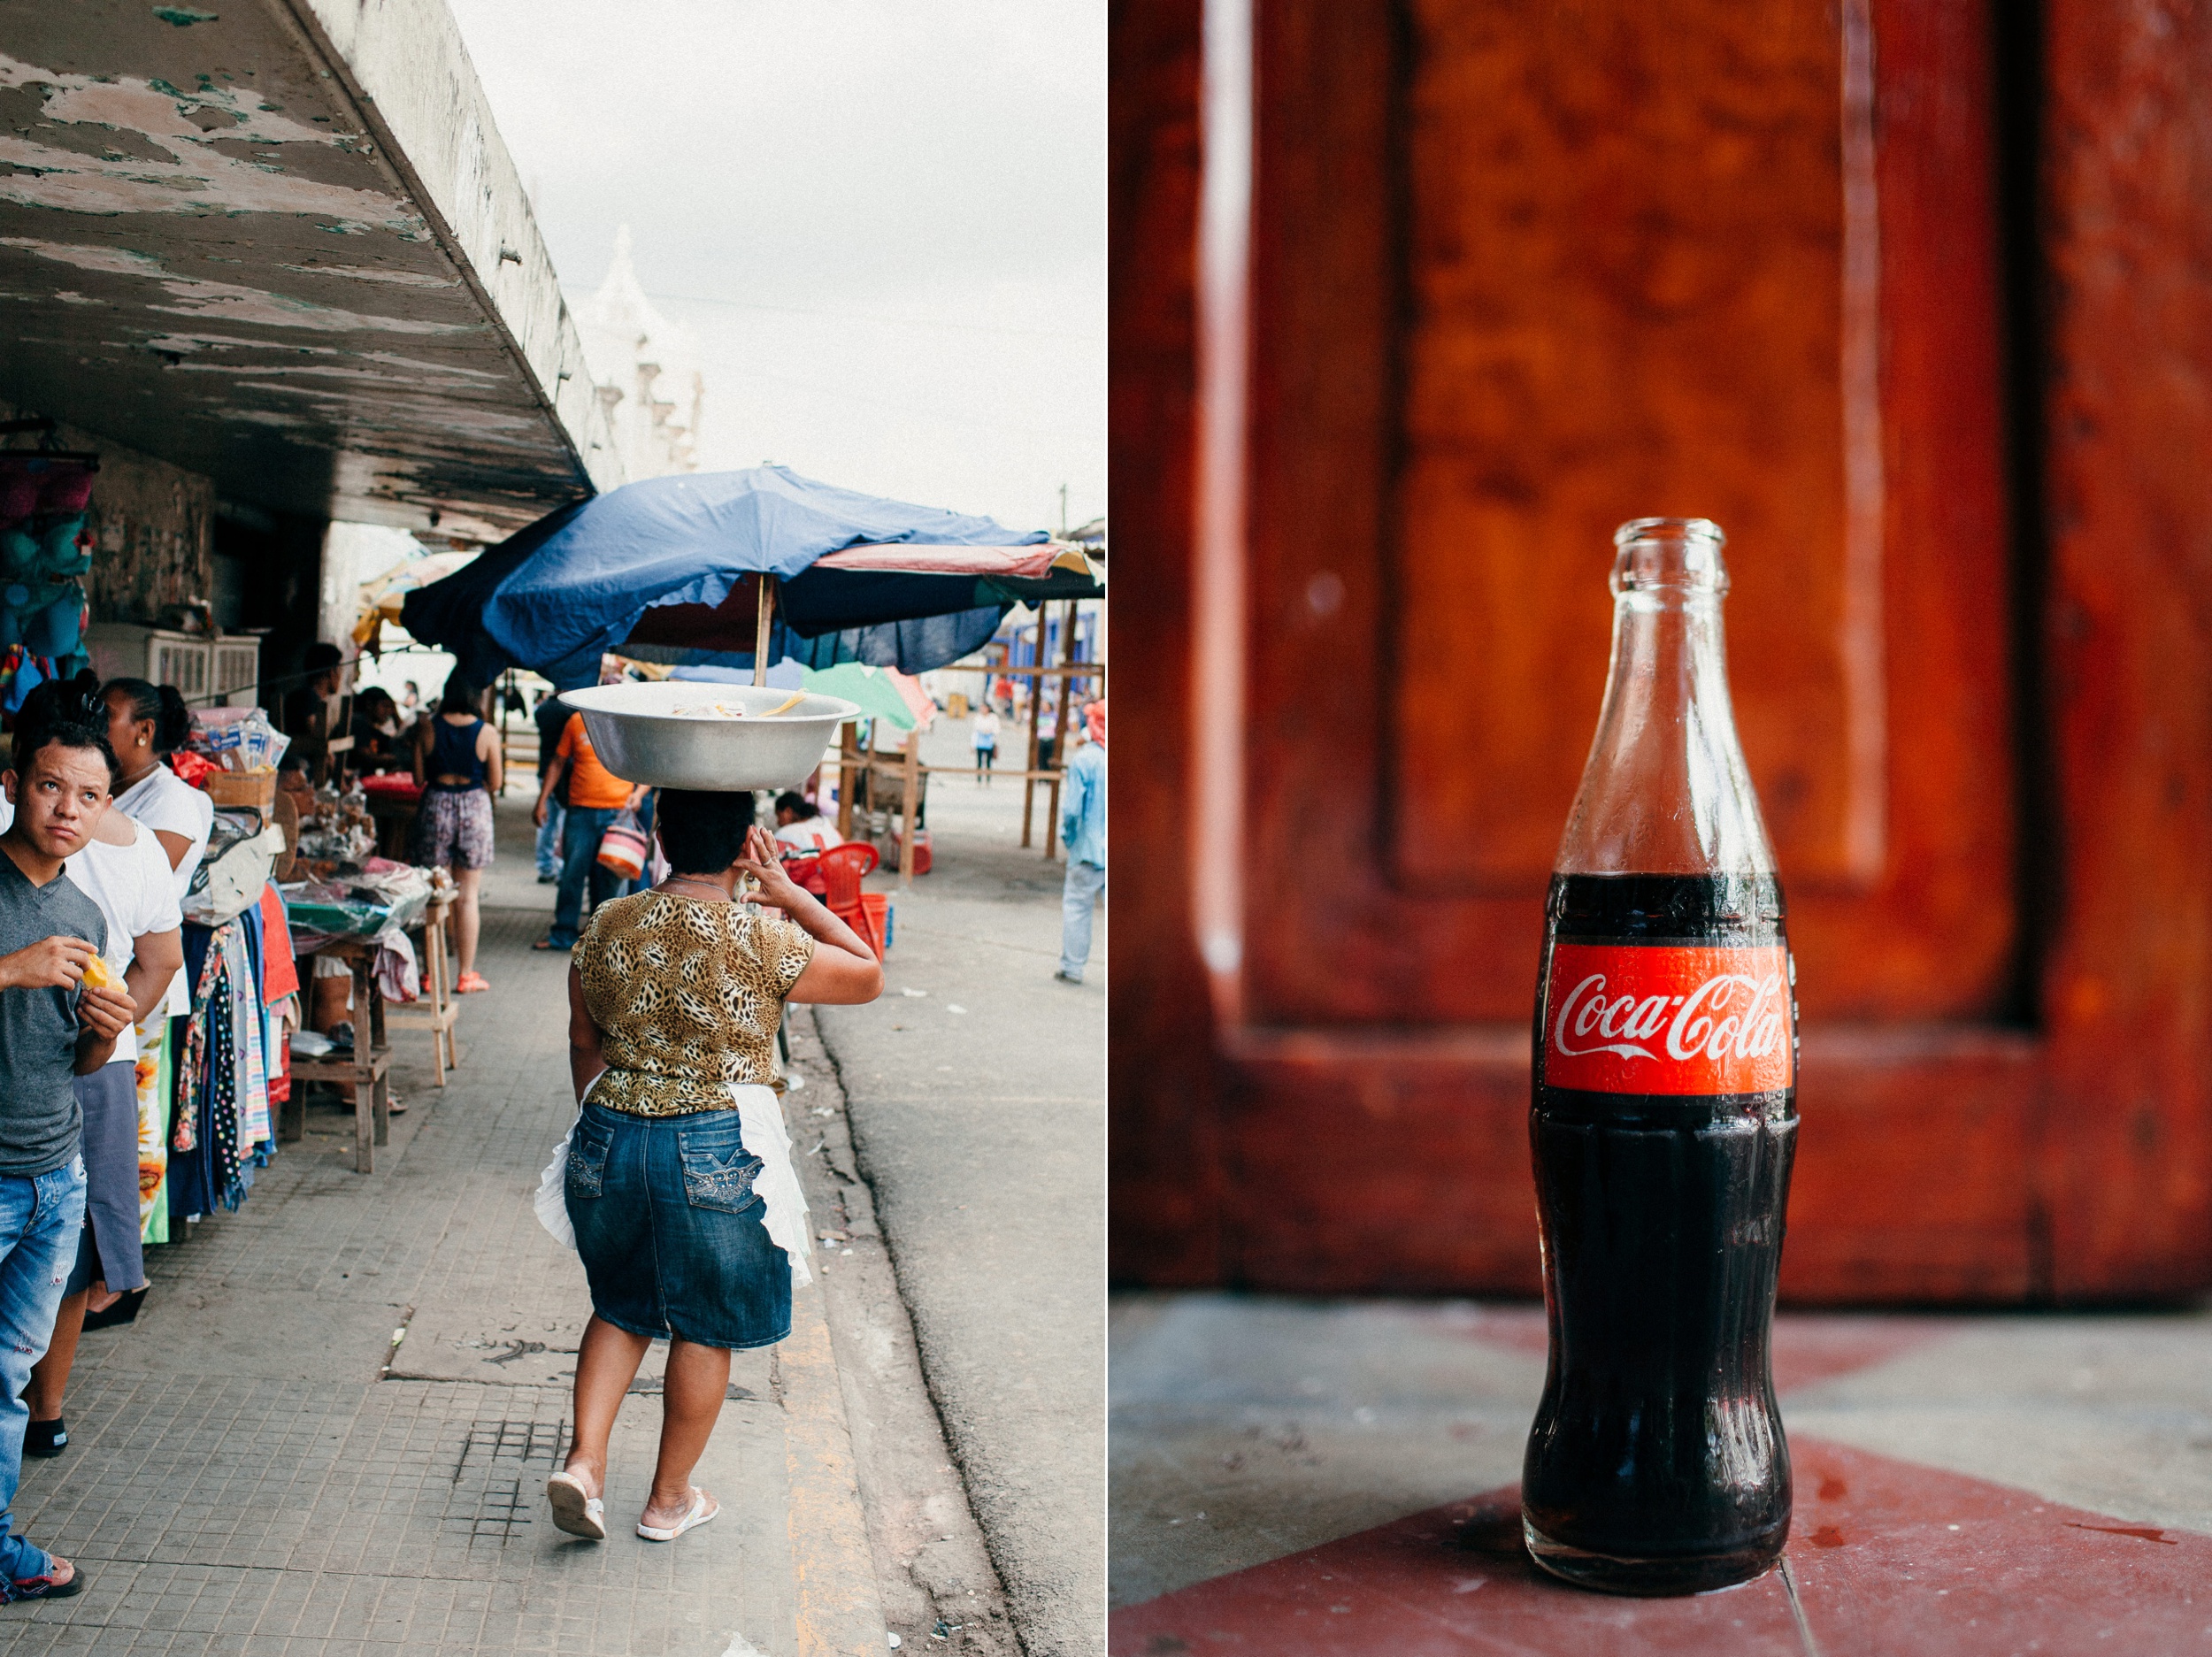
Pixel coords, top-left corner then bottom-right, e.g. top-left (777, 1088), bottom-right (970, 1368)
top-left (532, 712), bottom-right (648, 951)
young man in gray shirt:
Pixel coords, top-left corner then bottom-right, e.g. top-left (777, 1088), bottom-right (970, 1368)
top-left (0, 716), bottom-right (134, 1601)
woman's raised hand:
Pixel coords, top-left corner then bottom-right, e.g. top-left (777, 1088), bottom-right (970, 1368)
top-left (733, 825), bottom-right (807, 913)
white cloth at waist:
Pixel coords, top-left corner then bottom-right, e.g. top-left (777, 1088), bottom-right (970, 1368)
top-left (534, 1078), bottom-right (813, 1289)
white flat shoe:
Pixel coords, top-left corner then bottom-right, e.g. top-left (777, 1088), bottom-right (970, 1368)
top-left (636, 1486), bottom-right (719, 1542)
top-left (547, 1470), bottom-right (607, 1539)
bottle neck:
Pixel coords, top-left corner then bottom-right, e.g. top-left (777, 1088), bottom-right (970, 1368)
top-left (1555, 585), bottom-right (1774, 876)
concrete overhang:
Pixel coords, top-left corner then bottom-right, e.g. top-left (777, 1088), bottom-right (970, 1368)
top-left (0, 0), bottom-right (621, 541)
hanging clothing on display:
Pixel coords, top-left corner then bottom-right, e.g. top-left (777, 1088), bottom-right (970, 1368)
top-left (170, 913), bottom-right (274, 1220)
top-left (135, 1013), bottom-right (173, 1245)
top-left (258, 886), bottom-right (298, 1112)
top-left (232, 915), bottom-right (272, 1160)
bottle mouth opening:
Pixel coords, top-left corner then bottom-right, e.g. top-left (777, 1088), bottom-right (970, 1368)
top-left (1611, 517), bottom-right (1729, 595)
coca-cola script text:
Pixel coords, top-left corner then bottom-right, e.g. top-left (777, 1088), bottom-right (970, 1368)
top-left (1540, 942), bottom-right (1794, 1096)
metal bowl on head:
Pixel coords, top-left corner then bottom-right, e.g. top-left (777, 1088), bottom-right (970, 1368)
top-left (557, 682), bottom-right (860, 792)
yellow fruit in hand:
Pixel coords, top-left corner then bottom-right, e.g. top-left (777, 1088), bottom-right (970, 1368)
top-left (81, 955), bottom-right (111, 991)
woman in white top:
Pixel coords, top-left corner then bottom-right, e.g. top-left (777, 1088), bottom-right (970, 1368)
top-left (99, 678), bottom-right (214, 1275)
top-left (2, 686), bottom-right (183, 1459)
top-left (100, 680), bottom-right (213, 904)
top-left (771, 792), bottom-right (843, 856)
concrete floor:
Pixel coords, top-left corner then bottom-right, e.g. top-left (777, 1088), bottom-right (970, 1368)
top-left (1110, 1292), bottom-right (2212, 1653)
top-left (816, 709), bottom-right (1106, 1657)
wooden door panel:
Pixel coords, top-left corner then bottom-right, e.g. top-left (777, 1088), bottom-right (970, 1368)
top-left (1229, 0), bottom-right (2038, 1299)
top-left (1395, 0), bottom-right (1861, 895)
top-left (1111, 0), bottom-right (2212, 1304)
top-left (1264, 0), bottom-right (2021, 1029)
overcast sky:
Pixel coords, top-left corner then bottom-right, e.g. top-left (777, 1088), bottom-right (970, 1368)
top-left (443, 0), bottom-right (1104, 537)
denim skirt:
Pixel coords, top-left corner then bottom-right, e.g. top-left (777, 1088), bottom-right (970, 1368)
top-left (564, 1101), bottom-right (791, 1350)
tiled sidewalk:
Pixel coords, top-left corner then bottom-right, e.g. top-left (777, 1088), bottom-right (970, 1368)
top-left (1110, 1293), bottom-right (2212, 1653)
top-left (0, 900), bottom-right (831, 1655)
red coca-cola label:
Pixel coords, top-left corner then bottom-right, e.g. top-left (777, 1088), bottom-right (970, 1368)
top-left (1540, 942), bottom-right (1793, 1095)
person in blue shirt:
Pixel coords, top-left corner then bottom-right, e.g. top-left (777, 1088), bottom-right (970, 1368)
top-left (533, 690), bottom-right (571, 883)
top-left (1056, 702), bottom-right (1106, 986)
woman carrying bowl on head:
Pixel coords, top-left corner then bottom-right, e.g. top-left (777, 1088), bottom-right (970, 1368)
top-left (546, 789), bottom-right (881, 1543)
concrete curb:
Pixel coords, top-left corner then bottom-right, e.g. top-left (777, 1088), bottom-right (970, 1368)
top-left (783, 1273), bottom-right (890, 1656)
top-left (787, 1007), bottom-right (1025, 1655)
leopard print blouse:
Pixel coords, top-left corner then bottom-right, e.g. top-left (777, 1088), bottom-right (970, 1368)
top-left (573, 891), bottom-right (816, 1115)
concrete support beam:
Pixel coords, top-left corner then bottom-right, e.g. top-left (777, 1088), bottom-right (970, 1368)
top-left (0, 0), bottom-right (620, 538)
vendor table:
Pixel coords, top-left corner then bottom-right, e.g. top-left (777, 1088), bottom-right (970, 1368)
top-left (282, 935), bottom-right (391, 1174)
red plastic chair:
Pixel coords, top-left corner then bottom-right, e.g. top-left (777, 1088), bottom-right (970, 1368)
top-left (816, 842), bottom-right (884, 957)
top-left (780, 851), bottom-right (826, 897)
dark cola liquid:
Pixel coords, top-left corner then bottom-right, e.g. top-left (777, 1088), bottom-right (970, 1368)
top-left (1523, 871), bottom-right (1797, 1595)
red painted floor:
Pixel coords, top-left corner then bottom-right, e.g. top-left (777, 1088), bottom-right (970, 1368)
top-left (1110, 1438), bottom-right (2212, 1655)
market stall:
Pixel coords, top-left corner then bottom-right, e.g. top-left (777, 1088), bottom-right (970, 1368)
top-left (396, 465), bottom-right (1106, 884)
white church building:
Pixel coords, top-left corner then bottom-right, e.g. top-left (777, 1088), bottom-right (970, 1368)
top-left (576, 225), bottom-right (705, 482)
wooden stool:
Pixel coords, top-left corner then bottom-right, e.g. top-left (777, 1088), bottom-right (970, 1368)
top-left (283, 936), bottom-right (391, 1173)
top-left (385, 891), bottom-right (461, 1084)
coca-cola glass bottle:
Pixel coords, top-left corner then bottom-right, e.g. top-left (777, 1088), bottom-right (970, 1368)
top-left (1521, 517), bottom-right (1799, 1595)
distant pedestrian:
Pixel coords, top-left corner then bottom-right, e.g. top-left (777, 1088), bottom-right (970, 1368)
top-left (972, 706), bottom-right (1000, 784)
top-left (546, 797), bottom-right (880, 1545)
top-left (533, 710), bottom-right (644, 952)
top-left (533, 691), bottom-right (571, 883)
top-left (0, 712), bottom-right (135, 1600)
top-left (1056, 701), bottom-right (1105, 986)
top-left (410, 674), bottom-right (502, 993)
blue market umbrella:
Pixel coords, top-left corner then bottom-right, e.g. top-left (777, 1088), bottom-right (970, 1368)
top-left (399, 466), bottom-right (1092, 689)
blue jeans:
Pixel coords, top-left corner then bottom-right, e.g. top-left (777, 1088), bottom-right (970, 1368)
top-left (0, 1155), bottom-right (86, 1584)
top-left (1059, 859), bottom-right (1104, 980)
top-left (534, 798), bottom-right (565, 878)
top-left (565, 1103), bottom-right (789, 1350)
top-left (549, 805), bottom-right (623, 947)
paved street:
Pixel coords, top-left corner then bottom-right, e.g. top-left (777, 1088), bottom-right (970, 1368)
top-left (817, 709), bottom-right (1106, 1657)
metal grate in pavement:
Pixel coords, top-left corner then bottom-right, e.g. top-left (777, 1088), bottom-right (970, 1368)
top-left (450, 1416), bottom-right (569, 1546)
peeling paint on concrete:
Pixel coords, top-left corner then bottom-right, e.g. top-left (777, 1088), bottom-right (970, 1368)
top-left (277, 263), bottom-right (456, 288)
top-left (0, 2), bottom-right (613, 533)
top-left (0, 52), bottom-right (424, 230)
top-left (1, 238), bottom-right (466, 334)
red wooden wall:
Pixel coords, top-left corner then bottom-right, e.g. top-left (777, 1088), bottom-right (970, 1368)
top-left (1110, 0), bottom-right (2212, 1302)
